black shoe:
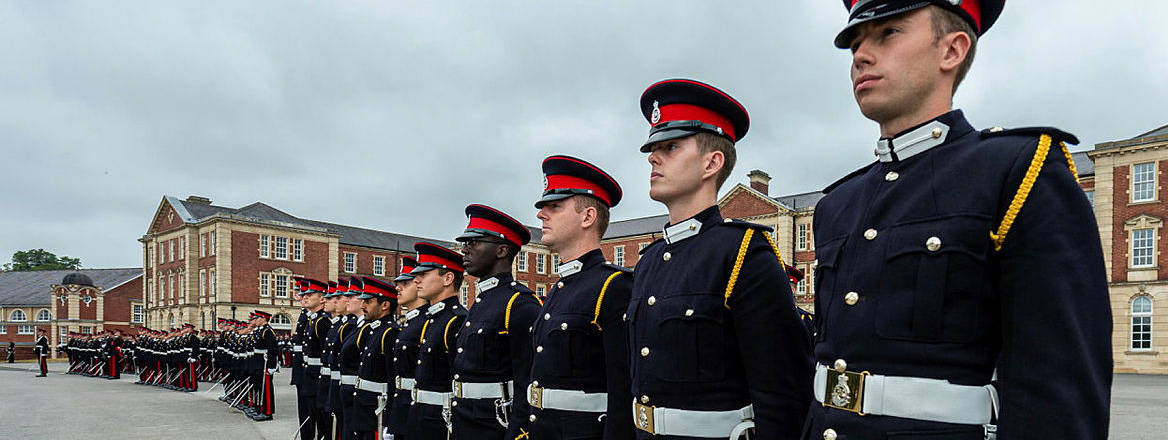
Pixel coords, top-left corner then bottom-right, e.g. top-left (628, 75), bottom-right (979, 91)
top-left (251, 414), bottom-right (272, 421)
top-left (35, 374), bottom-right (47, 377)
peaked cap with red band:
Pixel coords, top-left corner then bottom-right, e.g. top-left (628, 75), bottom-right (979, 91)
top-left (331, 279), bottom-right (348, 298)
top-left (785, 264), bottom-right (805, 285)
top-left (536, 155), bottom-right (623, 208)
top-left (358, 275), bottom-right (398, 301)
top-left (639, 78), bottom-right (750, 152)
top-left (395, 256), bottom-right (419, 282)
top-left (344, 276), bottom-right (364, 296)
top-left (327, 281), bottom-right (337, 296)
top-left (251, 310), bottom-right (272, 320)
top-left (411, 241), bottom-right (465, 274)
top-left (455, 204), bottom-right (531, 247)
top-left (834, 0), bottom-right (1004, 48)
top-left (294, 276), bottom-right (328, 295)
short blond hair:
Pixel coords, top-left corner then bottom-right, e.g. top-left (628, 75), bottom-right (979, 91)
top-left (929, 6), bottom-right (978, 93)
top-left (695, 132), bottom-right (737, 190)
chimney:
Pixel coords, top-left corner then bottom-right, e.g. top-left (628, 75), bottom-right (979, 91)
top-left (185, 195), bottom-right (212, 205)
top-left (748, 170), bottom-right (771, 195)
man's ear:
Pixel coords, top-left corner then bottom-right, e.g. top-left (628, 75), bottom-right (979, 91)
top-left (702, 150), bottom-right (725, 182)
top-left (938, 31), bottom-right (971, 74)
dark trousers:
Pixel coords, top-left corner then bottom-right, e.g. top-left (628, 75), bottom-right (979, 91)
top-left (38, 355), bottom-right (48, 375)
top-left (296, 389), bottom-right (317, 440)
top-left (408, 402), bottom-right (449, 440)
top-left (315, 408), bottom-right (335, 440)
top-left (451, 397), bottom-right (505, 440)
top-left (253, 371), bottom-right (275, 415)
top-left (388, 389), bottom-right (413, 438)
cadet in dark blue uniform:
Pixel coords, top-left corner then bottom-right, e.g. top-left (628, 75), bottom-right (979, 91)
top-left (450, 204), bottom-right (542, 440)
top-left (250, 311), bottom-right (279, 421)
top-left (317, 282), bottom-right (343, 439)
top-left (293, 277), bottom-right (328, 440)
top-left (629, 79), bottom-right (814, 439)
top-left (389, 257), bottom-right (427, 440)
top-left (408, 242), bottom-right (469, 440)
top-left (339, 277), bottom-right (367, 439)
top-left (352, 276), bottom-right (400, 440)
top-left (805, 2), bottom-right (1113, 439)
top-left (528, 155), bottom-right (634, 440)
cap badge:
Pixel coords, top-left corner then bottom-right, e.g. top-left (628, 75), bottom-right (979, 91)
top-left (650, 100), bottom-right (661, 124)
top-left (543, 176), bottom-right (549, 191)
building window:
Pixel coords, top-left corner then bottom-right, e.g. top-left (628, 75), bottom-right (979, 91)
top-left (169, 240), bottom-right (175, 262)
top-left (270, 314), bottom-right (292, 329)
top-left (200, 270), bottom-right (207, 297)
top-left (1133, 162), bottom-right (1157, 203)
top-left (81, 326), bottom-right (93, 335)
top-left (1131, 228), bottom-right (1156, 268)
top-left (551, 254), bottom-right (560, 271)
top-left (344, 253), bottom-right (357, 273)
top-left (149, 246), bottom-right (156, 266)
top-left (260, 273), bottom-right (271, 297)
top-left (180, 236), bottom-right (186, 259)
top-left (18, 325), bottom-right (34, 335)
top-left (536, 284), bottom-right (546, 296)
top-left (1132, 296), bottom-right (1153, 351)
top-left (10, 310), bottom-right (27, 322)
top-left (639, 243), bottom-right (649, 252)
top-left (1085, 190), bottom-right (1095, 208)
top-left (210, 231), bottom-right (217, 255)
top-left (374, 256), bottom-right (385, 276)
top-left (209, 268), bottom-right (216, 297)
top-left (614, 246), bottom-right (625, 267)
top-left (516, 252), bottom-right (527, 272)
top-left (178, 273), bottom-right (184, 302)
top-left (0, 326), bottom-right (5, 334)
top-left (796, 274), bottom-right (807, 294)
top-left (275, 274), bottom-right (289, 298)
top-left (807, 265), bottom-right (815, 294)
top-left (293, 239), bottom-right (303, 261)
top-left (275, 236), bottom-right (289, 260)
top-left (159, 276), bottom-right (166, 304)
top-left (200, 234), bottom-right (207, 258)
top-left (797, 224), bottom-right (808, 250)
top-left (260, 234), bottom-right (270, 258)
top-left (132, 304), bottom-right (144, 324)
top-left (35, 309), bottom-right (50, 322)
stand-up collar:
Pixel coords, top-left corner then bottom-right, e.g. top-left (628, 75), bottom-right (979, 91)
top-left (554, 249), bottom-right (606, 278)
top-left (664, 205), bottom-right (722, 244)
top-left (875, 110), bottom-right (973, 163)
top-left (475, 272), bottom-right (514, 295)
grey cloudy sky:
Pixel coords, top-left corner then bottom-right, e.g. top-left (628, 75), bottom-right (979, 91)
top-left (2, 1), bottom-right (1166, 269)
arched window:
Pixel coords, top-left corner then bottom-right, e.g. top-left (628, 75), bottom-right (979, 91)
top-left (10, 310), bottom-right (27, 322)
top-left (168, 314), bottom-right (175, 328)
top-left (270, 314), bottom-right (292, 330)
top-left (1132, 296), bottom-right (1153, 351)
top-left (36, 309), bottom-right (51, 322)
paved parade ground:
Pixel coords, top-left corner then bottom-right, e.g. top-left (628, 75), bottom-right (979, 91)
top-left (1, 362), bottom-right (1166, 439)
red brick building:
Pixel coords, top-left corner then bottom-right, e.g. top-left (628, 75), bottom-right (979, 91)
top-left (0, 268), bottom-right (143, 359)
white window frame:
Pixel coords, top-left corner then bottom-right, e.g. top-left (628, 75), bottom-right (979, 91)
top-left (80, 326), bottom-right (93, 335)
top-left (132, 304), bottom-right (144, 324)
top-left (1132, 296), bottom-right (1153, 351)
top-left (260, 234), bottom-right (270, 258)
top-left (10, 310), bottom-right (27, 322)
top-left (275, 236), bottom-right (289, 260)
top-left (536, 254), bottom-right (546, 274)
top-left (551, 254), bottom-right (560, 271)
top-left (1131, 228), bottom-right (1156, 268)
top-left (180, 236), bottom-right (186, 259)
top-left (614, 246), bottom-right (625, 267)
top-left (18, 325), bottom-right (34, 335)
top-left (200, 234), bottom-right (207, 258)
top-left (517, 252), bottom-right (527, 272)
top-left (0, 326), bottom-right (5, 334)
top-left (639, 242), bottom-right (649, 252)
top-left (260, 272), bottom-right (271, 297)
top-left (200, 270), bottom-right (207, 297)
top-left (460, 285), bottom-right (469, 306)
top-left (374, 255), bottom-right (386, 276)
top-left (275, 274), bottom-right (289, 298)
top-left (536, 284), bottom-right (546, 296)
top-left (168, 240), bottom-right (174, 262)
top-left (209, 268), bottom-right (217, 298)
top-left (344, 252), bottom-right (357, 274)
top-left (210, 231), bottom-right (217, 255)
top-left (293, 239), bottom-right (303, 262)
top-left (35, 309), bottom-right (50, 322)
top-left (797, 224), bottom-right (808, 250)
top-left (1133, 162), bottom-right (1157, 203)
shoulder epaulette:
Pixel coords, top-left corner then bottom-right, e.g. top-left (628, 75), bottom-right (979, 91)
top-left (719, 218), bottom-right (774, 232)
top-left (823, 162), bottom-right (876, 194)
top-left (601, 263), bottom-right (633, 274)
top-left (979, 126), bottom-right (1079, 145)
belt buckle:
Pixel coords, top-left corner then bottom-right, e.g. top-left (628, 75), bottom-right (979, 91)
top-left (453, 381), bottom-right (464, 399)
top-left (823, 369), bottom-right (869, 415)
top-left (355, 378), bottom-right (362, 389)
top-left (633, 402), bottom-right (656, 435)
top-left (411, 388), bottom-right (418, 403)
top-left (528, 385), bottom-right (544, 410)
top-left (395, 377), bottom-right (402, 389)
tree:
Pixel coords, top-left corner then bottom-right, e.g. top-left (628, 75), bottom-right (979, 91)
top-left (3, 249), bottom-right (82, 271)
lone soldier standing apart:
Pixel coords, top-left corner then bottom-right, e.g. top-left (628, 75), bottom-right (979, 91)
top-left (806, 2), bottom-right (1113, 439)
top-left (34, 328), bottom-right (50, 377)
top-left (630, 78), bottom-right (814, 439)
top-left (451, 204), bottom-right (541, 440)
top-left (407, 242), bottom-right (469, 440)
top-left (250, 310), bottom-right (278, 421)
top-left (528, 155), bottom-right (634, 439)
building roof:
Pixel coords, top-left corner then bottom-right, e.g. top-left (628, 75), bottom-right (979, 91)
top-left (165, 197), bottom-right (455, 253)
top-left (774, 191), bottom-right (826, 212)
top-left (1133, 124), bottom-right (1168, 139)
top-left (603, 213), bottom-right (670, 240)
top-left (0, 268), bottom-right (142, 306)
top-left (1072, 151), bottom-right (1094, 177)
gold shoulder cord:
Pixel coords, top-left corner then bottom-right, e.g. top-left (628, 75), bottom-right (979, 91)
top-left (379, 326), bottom-right (392, 354)
top-left (990, 135), bottom-right (1077, 251)
top-left (591, 271), bottom-right (625, 330)
top-left (724, 227), bottom-right (790, 309)
top-left (356, 322), bottom-right (373, 346)
top-left (442, 317), bottom-right (458, 352)
top-left (500, 291), bottom-right (542, 335)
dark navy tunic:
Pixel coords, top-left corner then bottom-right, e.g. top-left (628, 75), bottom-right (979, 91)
top-left (806, 110), bottom-right (1112, 439)
top-left (630, 205), bottom-right (814, 439)
top-left (352, 315), bottom-right (398, 433)
top-left (408, 296), bottom-right (468, 440)
top-left (387, 307), bottom-right (427, 437)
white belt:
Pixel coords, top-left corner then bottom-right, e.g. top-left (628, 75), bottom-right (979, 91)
top-left (413, 389), bottom-right (451, 406)
top-left (357, 379), bottom-right (388, 394)
top-left (320, 367), bottom-right (332, 376)
top-left (254, 349), bottom-right (268, 354)
top-left (813, 364), bottom-right (997, 425)
top-left (293, 346), bottom-right (303, 353)
top-left (395, 376), bottom-right (416, 391)
top-left (330, 371), bottom-right (341, 381)
top-left (340, 374), bottom-right (358, 385)
top-left (453, 380), bottom-right (512, 400)
top-left (633, 402), bottom-right (754, 438)
top-left (304, 357), bottom-right (322, 366)
top-left (527, 383), bottom-right (607, 412)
